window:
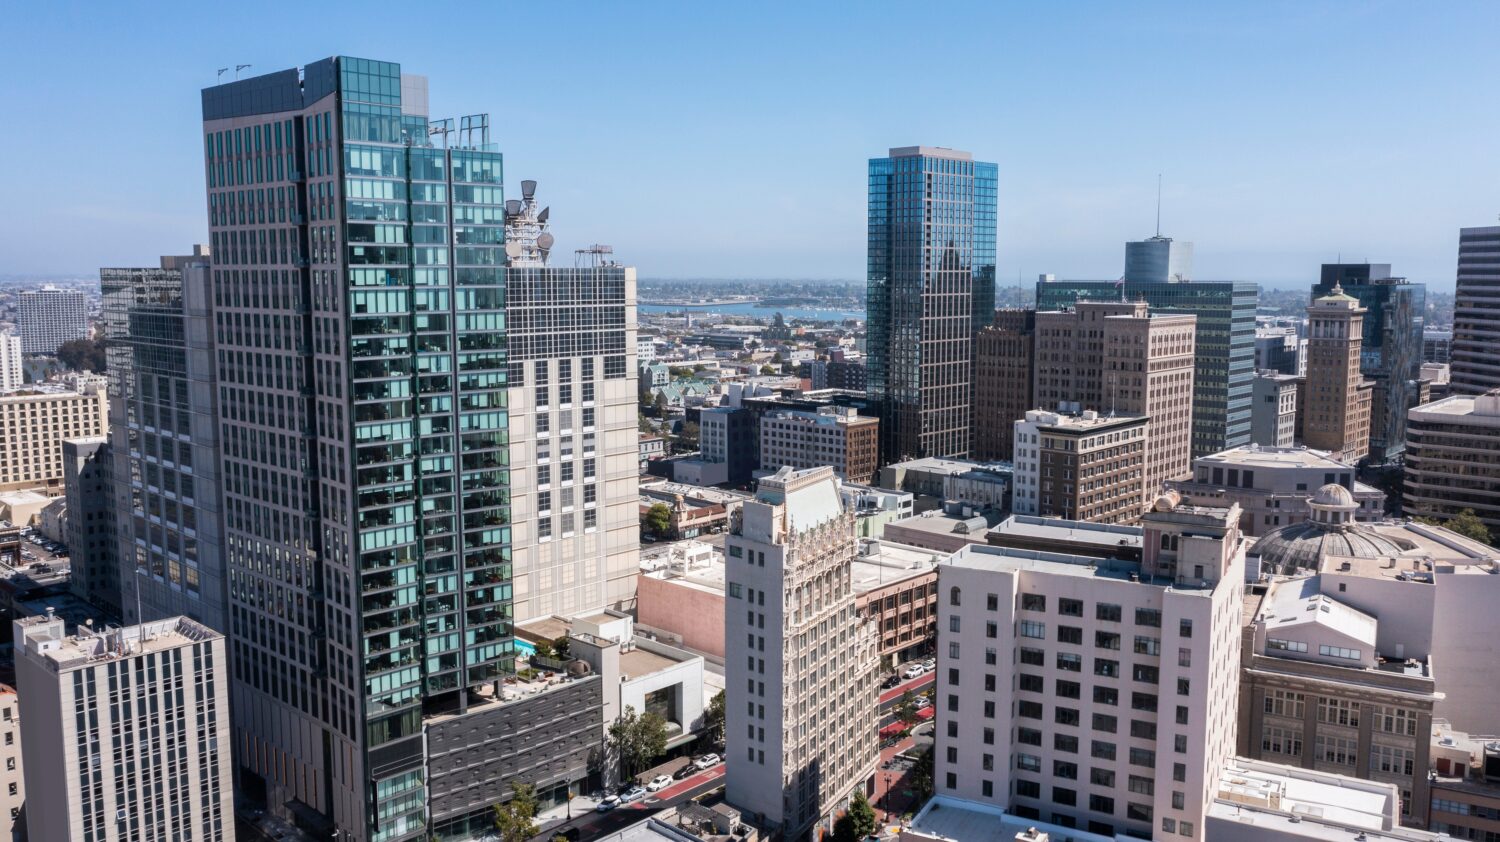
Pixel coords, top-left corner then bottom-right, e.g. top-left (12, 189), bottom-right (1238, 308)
top-left (1054, 734), bottom-right (1078, 753)
top-left (1133, 636), bottom-right (1160, 656)
top-left (1174, 734), bottom-right (1188, 753)
top-left (1173, 763), bottom-right (1186, 782)
top-left (1267, 638), bottom-right (1308, 653)
top-left (1133, 664), bottom-right (1158, 683)
top-left (1088, 795), bottom-right (1114, 814)
top-left (986, 593), bottom-right (998, 610)
top-left (1129, 775), bottom-right (1154, 796)
top-left (1017, 753), bottom-right (1041, 772)
top-left (1016, 780), bottom-right (1041, 798)
top-left (1090, 768), bottom-right (1115, 787)
top-left (1053, 760), bottom-right (1078, 780)
top-left (1056, 680), bottom-right (1081, 699)
top-left (1373, 705), bottom-right (1419, 737)
top-left (1319, 644), bottom-right (1362, 660)
top-left (984, 727), bottom-right (996, 745)
top-left (1261, 725), bottom-right (1302, 757)
top-left (1059, 598), bottom-right (1083, 616)
top-left (1176, 705), bottom-right (1189, 725)
top-left (1097, 603), bottom-right (1122, 622)
top-left (1092, 713), bottom-right (1117, 733)
top-left (945, 772), bottom-right (957, 790)
top-left (1162, 819), bottom-right (1177, 835)
top-left (1135, 608), bottom-right (1161, 627)
top-left (1021, 593), bottom-right (1046, 611)
top-left (1018, 701), bottom-right (1042, 720)
top-left (1052, 787), bottom-right (1077, 806)
top-left (1091, 740), bottom-right (1116, 760)
top-left (1129, 747), bottom-right (1155, 767)
top-left (985, 674), bottom-right (996, 692)
top-left (1093, 687), bottom-right (1118, 706)
top-left (1056, 653), bottom-right (1082, 672)
top-left (981, 780), bottom-right (993, 797)
top-left (1131, 692), bottom-right (1158, 712)
top-left (1055, 707), bottom-right (1080, 726)
top-left (949, 586), bottom-right (961, 606)
top-left (1127, 803), bottom-right (1153, 824)
top-left (1264, 690), bottom-right (1305, 718)
top-left (1094, 658), bottom-right (1119, 678)
top-left (949, 615), bottom-right (961, 633)
top-left (985, 647), bottom-right (998, 666)
top-left (1179, 821), bottom-right (1194, 837)
top-left (1058, 626), bottom-right (1083, 645)
top-left (1315, 734), bottom-right (1357, 766)
top-left (984, 700), bottom-right (996, 718)
top-left (949, 642), bottom-right (961, 659)
top-left (1020, 674), bottom-right (1044, 693)
top-left (1178, 647), bottom-right (1192, 668)
top-left (1017, 727), bottom-right (1041, 746)
top-left (1318, 698), bottom-right (1360, 727)
top-left (1095, 631), bottom-right (1121, 650)
top-left (986, 621), bottom-right (998, 639)
top-left (1019, 621), bottom-right (1045, 639)
top-left (1020, 647), bottom-right (1045, 666)
top-left (1129, 720), bottom-right (1156, 740)
top-left (1179, 619), bottom-right (1193, 638)
top-left (1177, 678), bottom-right (1190, 696)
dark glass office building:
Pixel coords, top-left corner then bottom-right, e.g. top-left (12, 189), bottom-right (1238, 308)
top-left (1313, 263), bottom-right (1425, 463)
top-left (1036, 278), bottom-right (1257, 458)
top-left (202, 58), bottom-right (514, 841)
top-left (867, 146), bottom-right (997, 462)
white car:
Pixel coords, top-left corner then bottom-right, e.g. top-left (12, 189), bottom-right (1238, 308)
top-left (693, 753), bottom-right (721, 770)
top-left (902, 664), bottom-right (925, 680)
top-left (596, 795), bottom-right (620, 812)
top-left (914, 696), bottom-right (932, 710)
top-left (646, 774), bottom-right (673, 792)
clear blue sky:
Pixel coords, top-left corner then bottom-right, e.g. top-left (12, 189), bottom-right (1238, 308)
top-left (3, 1), bottom-right (1497, 289)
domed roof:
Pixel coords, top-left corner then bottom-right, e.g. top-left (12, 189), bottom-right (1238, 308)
top-left (1311, 483), bottom-right (1355, 508)
top-left (1252, 519), bottom-right (1409, 575)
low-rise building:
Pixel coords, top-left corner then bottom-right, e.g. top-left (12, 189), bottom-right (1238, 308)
top-left (1013, 409), bottom-right (1149, 523)
top-left (758, 406), bottom-right (879, 484)
top-left (840, 483), bottom-right (915, 538)
top-left (1168, 445), bottom-right (1383, 537)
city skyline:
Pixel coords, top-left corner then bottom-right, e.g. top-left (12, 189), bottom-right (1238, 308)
top-left (3, 3), bottom-right (1499, 288)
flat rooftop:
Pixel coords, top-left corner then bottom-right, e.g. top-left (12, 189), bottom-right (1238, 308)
top-left (947, 544), bottom-right (1214, 593)
top-left (17, 615), bottom-right (219, 672)
top-left (1208, 760), bottom-right (1443, 840)
top-left (908, 796), bottom-right (1113, 842)
top-left (620, 646), bottom-right (680, 677)
top-left (885, 457), bottom-right (996, 476)
top-left (851, 541), bottom-right (942, 592)
top-left (1194, 445), bottom-right (1348, 470)
top-left (989, 515), bottom-right (1143, 551)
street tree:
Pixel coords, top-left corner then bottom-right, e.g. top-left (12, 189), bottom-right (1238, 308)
top-left (491, 782), bottom-right (539, 842)
top-left (608, 705), bottom-right (669, 780)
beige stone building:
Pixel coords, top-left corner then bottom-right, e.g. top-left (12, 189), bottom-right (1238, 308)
top-left (0, 383), bottom-right (107, 493)
top-left (1013, 409), bottom-right (1148, 524)
top-left (1034, 300), bottom-right (1196, 504)
top-left (1302, 286), bottom-right (1372, 464)
top-left (758, 406), bottom-right (879, 484)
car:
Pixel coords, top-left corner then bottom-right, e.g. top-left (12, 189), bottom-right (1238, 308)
top-left (619, 786), bottom-right (647, 804)
top-left (596, 795), bottom-right (620, 812)
top-left (673, 763), bottom-right (698, 780)
top-left (921, 658), bottom-right (935, 670)
top-left (914, 696), bottom-right (931, 710)
top-left (881, 674), bottom-right (901, 689)
top-left (646, 775), bottom-right (673, 792)
top-left (901, 664), bottom-right (924, 680)
top-left (693, 753), bottom-right (721, 770)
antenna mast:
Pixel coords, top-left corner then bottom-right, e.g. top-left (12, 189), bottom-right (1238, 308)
top-left (1155, 173), bottom-right (1162, 238)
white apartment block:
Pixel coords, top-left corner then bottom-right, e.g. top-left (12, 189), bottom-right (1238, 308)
top-left (725, 466), bottom-right (879, 837)
top-left (934, 497), bottom-right (1246, 841)
top-left (14, 613), bottom-right (233, 842)
top-left (1251, 371), bottom-right (1299, 448)
top-left (17, 286), bottom-right (88, 355)
top-left (0, 382), bottom-right (107, 493)
top-left (0, 686), bottom-right (21, 842)
top-left (0, 334), bottom-right (20, 391)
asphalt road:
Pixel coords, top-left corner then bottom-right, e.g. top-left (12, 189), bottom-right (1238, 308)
top-left (534, 766), bottom-right (728, 842)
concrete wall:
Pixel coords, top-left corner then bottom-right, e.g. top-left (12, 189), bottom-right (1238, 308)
top-left (637, 574), bottom-right (725, 659)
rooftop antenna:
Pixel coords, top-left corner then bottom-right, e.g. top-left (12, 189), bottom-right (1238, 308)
top-left (216, 68), bottom-right (229, 83)
top-left (235, 64), bottom-right (252, 80)
top-left (1155, 173), bottom-right (1163, 238)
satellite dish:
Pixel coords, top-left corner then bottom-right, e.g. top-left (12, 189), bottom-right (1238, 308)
top-left (537, 207), bottom-right (550, 224)
top-left (505, 200), bottom-right (522, 216)
top-left (505, 242), bottom-right (523, 258)
top-left (521, 180), bottom-right (537, 199)
top-left (537, 233), bottom-right (555, 250)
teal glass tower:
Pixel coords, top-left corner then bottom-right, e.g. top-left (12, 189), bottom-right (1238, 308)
top-left (867, 146), bottom-right (997, 463)
top-left (203, 58), bottom-right (512, 840)
top-left (1036, 277), bottom-right (1257, 458)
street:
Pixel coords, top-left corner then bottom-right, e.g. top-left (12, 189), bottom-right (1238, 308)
top-left (532, 766), bottom-right (728, 842)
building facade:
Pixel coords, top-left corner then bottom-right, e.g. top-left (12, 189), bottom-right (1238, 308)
top-left (1448, 227), bottom-right (1500, 394)
top-left (0, 686), bottom-right (20, 842)
top-left (502, 186), bottom-right (640, 625)
top-left (1167, 446), bottom-right (1380, 537)
top-left (1404, 391), bottom-right (1500, 533)
top-left (62, 436), bottom-right (117, 616)
top-left (1125, 236), bottom-right (1193, 284)
top-left (202, 57), bottom-right (514, 840)
top-left (1422, 329), bottom-right (1452, 365)
top-left (867, 146), bottom-right (997, 462)
top-left (758, 406), bottom-right (879, 484)
top-left (1255, 326), bottom-right (1304, 377)
top-left (724, 467), bottom-right (878, 837)
top-left (100, 250), bottom-right (227, 631)
top-left (1012, 409), bottom-right (1148, 524)
top-left (973, 309), bottom-right (1035, 463)
top-left (1034, 300), bottom-right (1197, 504)
top-left (1251, 372), bottom-right (1299, 448)
top-left (0, 383), bottom-right (107, 493)
top-left (16, 286), bottom-right (88, 356)
top-left (1037, 278), bottom-right (1258, 459)
top-left (933, 500), bottom-right (1247, 840)
top-left (0, 334), bottom-right (19, 391)
top-left (14, 614), bottom-right (233, 842)
top-left (1302, 286), bottom-right (1372, 464)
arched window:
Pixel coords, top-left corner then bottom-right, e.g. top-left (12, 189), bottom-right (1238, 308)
top-left (950, 586), bottom-right (961, 607)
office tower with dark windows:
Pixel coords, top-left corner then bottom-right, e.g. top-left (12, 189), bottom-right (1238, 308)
top-left (17, 285), bottom-right (88, 355)
top-left (1124, 236), bottom-right (1193, 284)
top-left (15, 613), bottom-right (233, 842)
top-left (202, 58), bottom-right (515, 841)
top-left (973, 309), bottom-right (1035, 463)
top-left (1037, 268), bottom-right (1256, 459)
top-left (1448, 227), bottom-right (1500, 394)
top-left (62, 436), bottom-right (118, 616)
top-left (101, 248), bottom-right (227, 631)
top-left (867, 146), bottom-right (997, 463)
top-left (502, 183), bottom-right (640, 624)
top-left (1312, 263), bottom-right (1425, 464)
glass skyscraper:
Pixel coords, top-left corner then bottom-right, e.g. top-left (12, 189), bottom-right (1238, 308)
top-left (202, 58), bottom-right (511, 840)
top-left (1036, 278), bottom-right (1257, 458)
top-left (866, 146), bottom-right (997, 462)
top-left (1313, 263), bottom-right (1425, 464)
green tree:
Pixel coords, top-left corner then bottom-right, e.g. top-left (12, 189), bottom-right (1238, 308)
top-left (534, 639), bottom-right (554, 659)
top-left (608, 705), bottom-right (669, 780)
top-left (704, 689), bottom-right (726, 744)
top-left (56, 338), bottom-right (105, 373)
top-left (759, 365), bottom-right (776, 375)
top-left (832, 790), bottom-right (878, 842)
top-left (1445, 509), bottom-right (1492, 545)
top-left (676, 422), bottom-right (700, 452)
top-left (895, 690), bottom-right (919, 731)
top-left (653, 392), bottom-right (669, 414)
top-left (644, 503), bottom-right (672, 538)
top-left (552, 636), bottom-right (571, 659)
top-left (491, 782), bottom-right (539, 842)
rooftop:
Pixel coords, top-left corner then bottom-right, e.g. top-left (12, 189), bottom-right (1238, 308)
top-left (1258, 576), bottom-right (1377, 646)
top-left (620, 646), bottom-right (680, 677)
top-left (1410, 391), bottom-right (1500, 423)
top-left (883, 457), bottom-right (1002, 476)
top-left (907, 796), bottom-right (1114, 842)
top-left (1207, 759), bottom-right (1444, 840)
top-left (1023, 409), bottom-right (1147, 432)
top-left (988, 515), bottom-right (1144, 552)
top-left (946, 543), bottom-right (1214, 593)
top-left (16, 615), bottom-right (220, 672)
top-left (1194, 445), bottom-right (1349, 470)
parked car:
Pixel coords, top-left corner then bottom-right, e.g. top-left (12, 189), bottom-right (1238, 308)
top-left (914, 696), bottom-right (931, 710)
top-left (596, 795), bottom-right (620, 812)
top-left (901, 664), bottom-right (924, 680)
top-left (673, 763), bottom-right (697, 780)
top-left (646, 775), bottom-right (673, 792)
top-left (693, 753), bottom-right (721, 770)
top-left (881, 674), bottom-right (901, 689)
top-left (921, 658), bottom-right (935, 671)
top-left (620, 786), bottom-right (647, 804)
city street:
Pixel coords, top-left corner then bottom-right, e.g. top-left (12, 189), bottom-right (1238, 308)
top-left (532, 765), bottom-right (727, 842)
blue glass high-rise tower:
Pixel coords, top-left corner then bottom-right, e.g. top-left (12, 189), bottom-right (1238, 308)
top-left (866, 146), bottom-right (997, 462)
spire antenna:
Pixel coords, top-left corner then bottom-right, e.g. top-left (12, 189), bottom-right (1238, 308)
top-left (1155, 173), bottom-right (1162, 238)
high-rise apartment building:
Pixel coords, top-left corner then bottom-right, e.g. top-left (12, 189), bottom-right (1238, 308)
top-left (502, 184), bottom-right (640, 624)
top-left (1250, 372), bottom-right (1299, 448)
top-left (1012, 409), bottom-right (1149, 524)
top-left (0, 685), bottom-right (21, 842)
top-left (1034, 300), bottom-right (1197, 503)
top-left (0, 382), bottom-right (107, 493)
top-left (867, 146), bottom-right (997, 462)
top-left (1449, 226), bottom-right (1500, 394)
top-left (1405, 391), bottom-right (1500, 533)
top-left (63, 436), bottom-right (117, 615)
top-left (725, 466), bottom-right (878, 837)
top-left (100, 249), bottom-right (226, 631)
top-left (759, 406), bottom-right (880, 484)
top-left (17, 286), bottom-right (88, 356)
top-left (934, 499), bottom-right (1247, 840)
top-left (973, 309), bottom-right (1035, 463)
top-left (1037, 274), bottom-right (1257, 459)
top-left (1125, 235), bottom-right (1193, 284)
top-left (1313, 263), bottom-right (1425, 464)
top-left (14, 613), bottom-right (233, 842)
top-left (0, 333), bottom-right (20, 390)
top-left (1302, 286), bottom-right (1372, 464)
top-left (202, 58), bottom-right (514, 840)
